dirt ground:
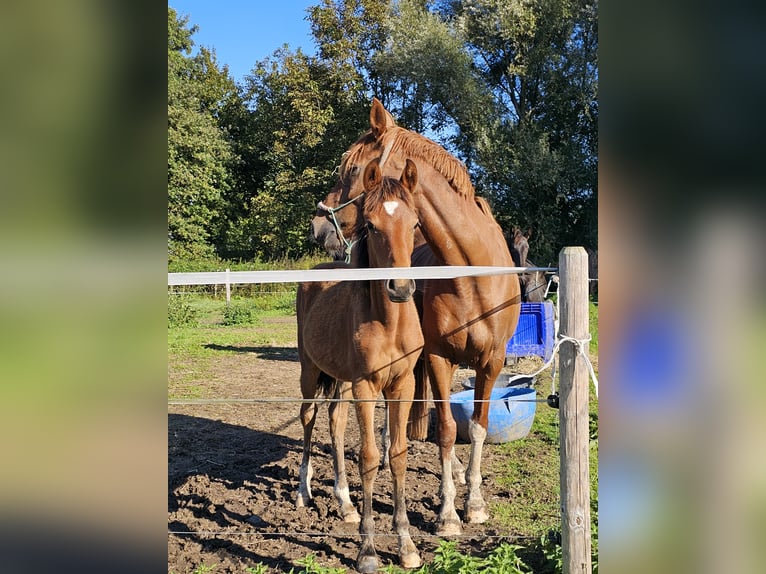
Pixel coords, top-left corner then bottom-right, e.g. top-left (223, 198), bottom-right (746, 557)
top-left (168, 326), bottom-right (547, 573)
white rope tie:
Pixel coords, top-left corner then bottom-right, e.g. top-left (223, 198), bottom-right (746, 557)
top-left (555, 333), bottom-right (599, 398)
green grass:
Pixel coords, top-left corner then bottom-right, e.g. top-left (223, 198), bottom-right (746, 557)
top-left (589, 300), bottom-right (599, 355)
top-left (168, 292), bottom-right (298, 399)
top-left (489, 373), bottom-right (562, 538)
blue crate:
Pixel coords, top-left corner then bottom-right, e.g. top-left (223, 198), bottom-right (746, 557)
top-left (506, 301), bottom-right (555, 362)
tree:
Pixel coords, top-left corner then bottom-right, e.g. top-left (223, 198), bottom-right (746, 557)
top-left (167, 7), bottom-right (236, 261)
top-left (223, 46), bottom-right (371, 260)
top-left (373, 0), bottom-right (598, 262)
top-left (452, 0), bottom-right (598, 261)
top-left (166, 1), bottom-right (597, 264)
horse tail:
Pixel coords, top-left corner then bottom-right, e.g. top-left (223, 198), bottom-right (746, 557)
top-left (407, 355), bottom-right (431, 440)
top-left (317, 371), bottom-right (338, 399)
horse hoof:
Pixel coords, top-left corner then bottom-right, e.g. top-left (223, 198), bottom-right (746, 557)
top-left (436, 519), bottom-right (462, 537)
top-left (341, 507), bottom-right (361, 523)
top-left (295, 495), bottom-right (310, 508)
top-left (357, 555), bottom-right (379, 574)
top-left (400, 551), bottom-right (422, 569)
top-left (465, 506), bottom-right (489, 524)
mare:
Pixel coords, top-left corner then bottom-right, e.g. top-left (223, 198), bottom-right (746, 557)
top-left (312, 98), bottom-right (521, 536)
top-left (297, 159), bottom-right (424, 572)
top-left (509, 228), bottom-right (547, 302)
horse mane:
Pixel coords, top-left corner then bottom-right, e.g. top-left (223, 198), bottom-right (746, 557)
top-left (474, 196), bottom-right (504, 233)
top-left (341, 127), bottom-right (475, 199)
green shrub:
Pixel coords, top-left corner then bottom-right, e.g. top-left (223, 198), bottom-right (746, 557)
top-left (168, 295), bottom-right (199, 327)
top-left (222, 301), bottom-right (258, 326)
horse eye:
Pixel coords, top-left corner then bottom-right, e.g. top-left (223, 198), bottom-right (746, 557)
top-left (366, 221), bottom-right (376, 232)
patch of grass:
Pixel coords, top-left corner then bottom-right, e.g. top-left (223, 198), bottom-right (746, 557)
top-left (168, 292), bottom-right (298, 400)
top-left (168, 382), bottom-right (205, 400)
top-left (487, 371), bottom-right (560, 538)
top-left (589, 301), bottom-right (598, 355)
top-left (379, 540), bottom-right (543, 573)
top-left (251, 290), bottom-right (297, 315)
top-left (294, 553), bottom-right (346, 573)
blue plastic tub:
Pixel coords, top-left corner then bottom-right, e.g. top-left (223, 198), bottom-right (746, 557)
top-left (449, 386), bottom-right (537, 444)
top-left (462, 373), bottom-right (535, 390)
top-left (506, 301), bottom-right (555, 362)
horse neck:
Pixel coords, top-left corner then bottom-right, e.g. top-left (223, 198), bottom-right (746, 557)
top-left (351, 239), bottom-right (413, 322)
top-left (411, 164), bottom-right (512, 267)
top-left (367, 279), bottom-right (410, 326)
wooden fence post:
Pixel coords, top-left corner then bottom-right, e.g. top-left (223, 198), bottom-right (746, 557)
top-left (558, 247), bottom-right (592, 574)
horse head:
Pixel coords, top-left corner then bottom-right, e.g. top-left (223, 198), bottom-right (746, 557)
top-left (360, 158), bottom-right (420, 303)
top-left (310, 189), bottom-right (348, 261)
top-left (312, 99), bottom-right (401, 259)
top-left (509, 227), bottom-right (531, 267)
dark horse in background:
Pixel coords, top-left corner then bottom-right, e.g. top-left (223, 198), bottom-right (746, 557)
top-left (311, 98), bottom-right (521, 537)
top-left (509, 228), bottom-right (547, 302)
top-left (297, 159), bottom-right (424, 572)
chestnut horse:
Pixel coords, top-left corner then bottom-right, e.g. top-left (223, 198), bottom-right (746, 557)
top-left (312, 99), bottom-right (521, 536)
top-left (297, 159), bottom-right (424, 572)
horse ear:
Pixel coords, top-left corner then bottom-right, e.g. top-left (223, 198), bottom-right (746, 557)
top-left (400, 159), bottom-right (418, 193)
top-left (524, 228), bottom-right (533, 239)
top-left (363, 159), bottom-right (382, 192)
top-left (370, 97), bottom-right (396, 138)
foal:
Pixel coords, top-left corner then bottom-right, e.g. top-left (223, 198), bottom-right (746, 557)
top-left (296, 159), bottom-right (424, 572)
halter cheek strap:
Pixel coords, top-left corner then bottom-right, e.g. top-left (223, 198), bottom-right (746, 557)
top-left (317, 194), bottom-right (365, 263)
top-left (320, 137), bottom-right (395, 263)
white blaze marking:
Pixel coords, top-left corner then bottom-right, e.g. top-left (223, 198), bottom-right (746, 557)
top-left (383, 201), bottom-right (399, 216)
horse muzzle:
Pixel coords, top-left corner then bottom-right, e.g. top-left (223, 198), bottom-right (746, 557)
top-left (311, 217), bottom-right (344, 260)
top-left (386, 278), bottom-right (416, 303)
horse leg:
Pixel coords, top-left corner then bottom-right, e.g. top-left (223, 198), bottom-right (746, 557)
top-left (380, 403), bottom-right (390, 470)
top-left (464, 361), bottom-right (503, 524)
top-left (329, 380), bottom-right (360, 522)
top-left (297, 369), bottom-right (320, 508)
top-left (407, 357), bottom-right (430, 440)
top-left (354, 387), bottom-right (381, 574)
top-left (451, 447), bottom-right (466, 485)
top-left (428, 354), bottom-right (462, 536)
top-left (386, 378), bottom-right (421, 569)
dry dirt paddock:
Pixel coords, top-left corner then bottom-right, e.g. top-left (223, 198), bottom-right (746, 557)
top-left (168, 330), bottom-right (553, 573)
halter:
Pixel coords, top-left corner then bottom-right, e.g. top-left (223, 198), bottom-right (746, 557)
top-left (320, 138), bottom-right (396, 263)
top-left (317, 194), bottom-right (365, 263)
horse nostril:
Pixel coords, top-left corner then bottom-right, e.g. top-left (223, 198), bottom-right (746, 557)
top-left (387, 279), bottom-right (395, 292)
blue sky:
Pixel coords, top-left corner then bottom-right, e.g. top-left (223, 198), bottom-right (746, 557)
top-left (170, 1), bottom-right (317, 83)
